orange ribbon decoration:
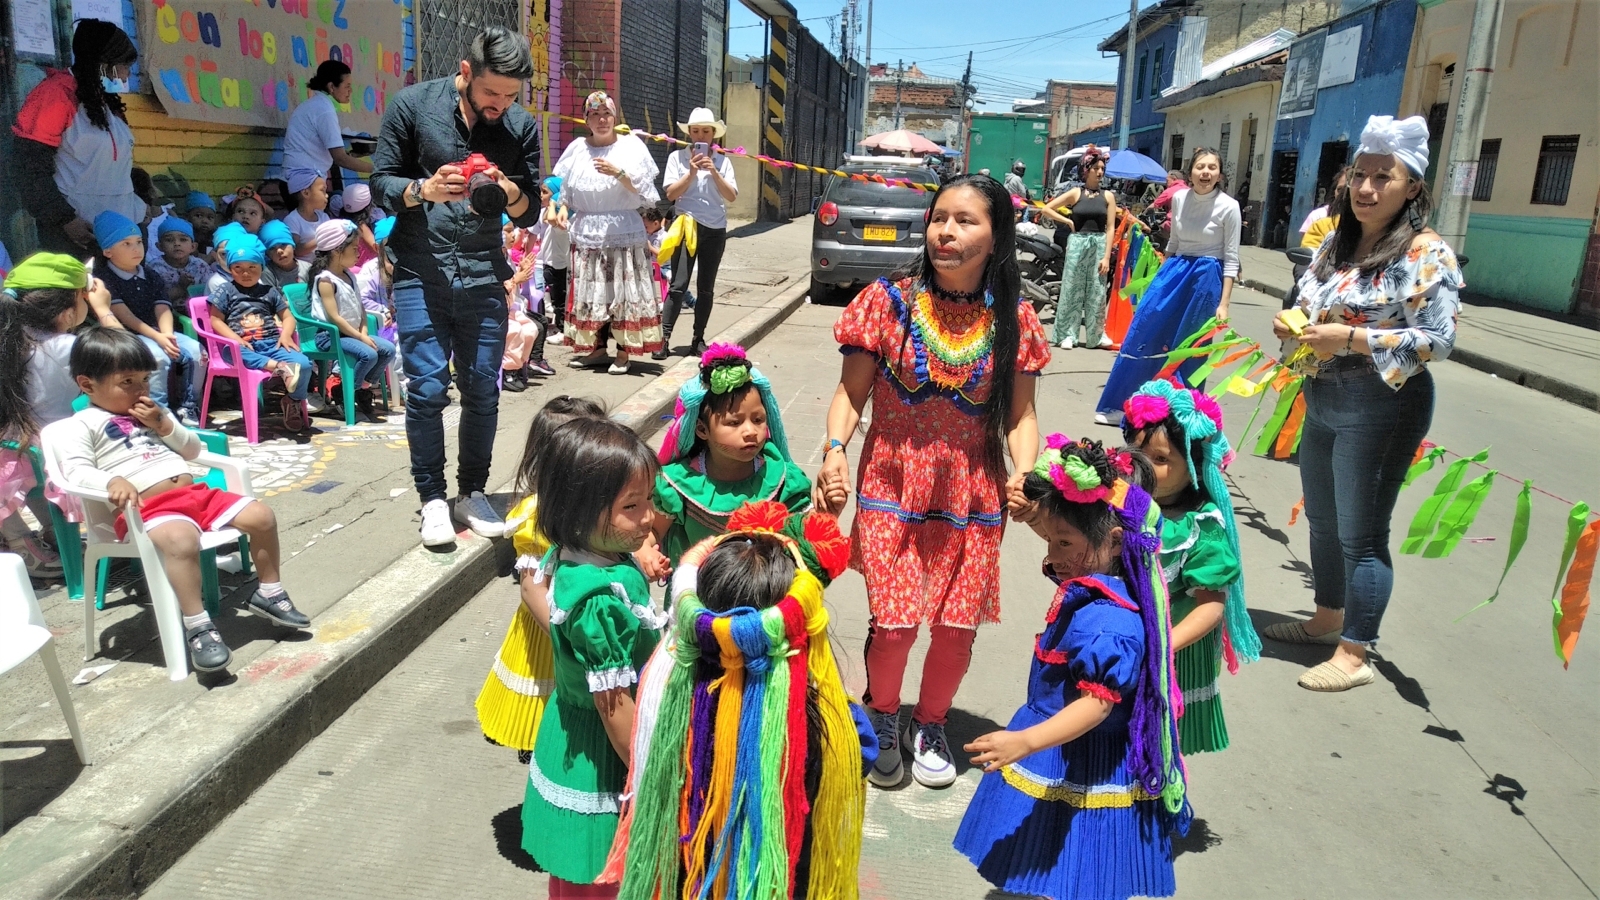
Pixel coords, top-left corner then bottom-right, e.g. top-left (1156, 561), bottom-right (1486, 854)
top-left (1557, 520), bottom-right (1599, 668)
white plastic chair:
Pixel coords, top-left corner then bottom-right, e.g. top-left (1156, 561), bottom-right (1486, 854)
top-left (41, 437), bottom-right (255, 682)
top-left (0, 552), bottom-right (91, 830)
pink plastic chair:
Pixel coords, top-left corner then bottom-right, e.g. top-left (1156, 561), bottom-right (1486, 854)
top-left (188, 296), bottom-right (272, 444)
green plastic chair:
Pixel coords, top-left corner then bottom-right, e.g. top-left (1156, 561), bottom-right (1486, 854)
top-left (283, 282), bottom-right (391, 426)
top-left (1, 440), bottom-right (85, 600)
top-left (175, 283), bottom-right (208, 341)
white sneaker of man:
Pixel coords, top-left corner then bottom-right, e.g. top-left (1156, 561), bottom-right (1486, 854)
top-left (419, 499), bottom-right (455, 547)
top-left (453, 491), bottom-right (505, 538)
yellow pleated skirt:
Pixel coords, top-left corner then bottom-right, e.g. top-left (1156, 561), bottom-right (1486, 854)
top-left (475, 602), bottom-right (555, 751)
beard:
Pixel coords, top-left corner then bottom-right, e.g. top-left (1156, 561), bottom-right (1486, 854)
top-left (464, 86), bottom-right (505, 122)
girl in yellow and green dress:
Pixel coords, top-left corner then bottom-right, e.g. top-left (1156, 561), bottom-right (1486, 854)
top-left (1121, 380), bottom-right (1260, 752)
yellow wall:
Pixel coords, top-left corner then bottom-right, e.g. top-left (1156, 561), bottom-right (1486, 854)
top-left (1402, 0), bottom-right (1598, 220)
top-left (723, 82), bottom-right (762, 222)
top-left (125, 95), bottom-right (283, 203)
top-left (1159, 81), bottom-right (1279, 203)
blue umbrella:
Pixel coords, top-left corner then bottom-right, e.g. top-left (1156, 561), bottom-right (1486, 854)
top-left (1105, 149), bottom-right (1168, 182)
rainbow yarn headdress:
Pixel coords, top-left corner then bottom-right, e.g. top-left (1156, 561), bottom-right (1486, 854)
top-left (1123, 380), bottom-right (1262, 670)
top-left (1034, 434), bottom-right (1189, 820)
top-left (658, 343), bottom-right (792, 465)
top-left (608, 500), bottom-right (865, 899)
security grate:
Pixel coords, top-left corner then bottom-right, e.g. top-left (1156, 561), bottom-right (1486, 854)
top-left (417, 0), bottom-right (523, 83)
top-left (1531, 135), bottom-right (1578, 206)
top-left (1472, 139), bottom-right (1500, 202)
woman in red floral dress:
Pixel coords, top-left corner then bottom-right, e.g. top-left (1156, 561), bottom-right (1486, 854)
top-left (815, 174), bottom-right (1051, 789)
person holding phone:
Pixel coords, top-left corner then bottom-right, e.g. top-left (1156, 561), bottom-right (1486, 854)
top-left (656, 108), bottom-right (738, 360)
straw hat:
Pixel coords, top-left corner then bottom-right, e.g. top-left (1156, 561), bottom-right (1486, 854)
top-left (676, 107), bottom-right (727, 139)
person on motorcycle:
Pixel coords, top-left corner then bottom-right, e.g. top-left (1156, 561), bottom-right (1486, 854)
top-left (1003, 160), bottom-right (1031, 202)
top-left (1041, 145), bottom-right (1119, 349)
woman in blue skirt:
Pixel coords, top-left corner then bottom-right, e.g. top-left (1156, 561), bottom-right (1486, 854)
top-left (1095, 149), bottom-right (1239, 425)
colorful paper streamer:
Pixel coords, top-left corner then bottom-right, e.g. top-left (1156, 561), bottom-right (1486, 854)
top-left (1555, 517), bottom-right (1599, 668)
top-left (1461, 480), bottom-right (1532, 619)
top-left (1400, 449), bottom-right (1489, 556)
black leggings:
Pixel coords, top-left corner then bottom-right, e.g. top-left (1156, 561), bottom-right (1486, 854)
top-left (543, 264), bottom-right (569, 330)
top-left (661, 222), bottom-right (728, 343)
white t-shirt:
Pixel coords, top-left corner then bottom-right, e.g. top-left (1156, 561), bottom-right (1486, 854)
top-left (662, 148), bottom-right (737, 230)
top-left (26, 328), bottom-right (79, 428)
top-left (282, 92), bottom-right (343, 178)
top-left (533, 215), bottom-right (570, 269)
top-left (283, 209), bottom-right (330, 261)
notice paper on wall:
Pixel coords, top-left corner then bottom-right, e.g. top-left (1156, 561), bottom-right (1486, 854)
top-left (73, 0), bottom-right (126, 27)
top-left (1318, 26), bottom-right (1362, 89)
top-left (11, 0), bottom-right (56, 57)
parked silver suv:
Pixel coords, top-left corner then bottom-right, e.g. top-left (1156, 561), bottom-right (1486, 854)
top-left (810, 158), bottom-right (939, 301)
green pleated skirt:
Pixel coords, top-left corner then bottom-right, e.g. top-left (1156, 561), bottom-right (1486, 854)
top-left (1173, 596), bottom-right (1229, 754)
top-left (520, 696), bottom-right (626, 883)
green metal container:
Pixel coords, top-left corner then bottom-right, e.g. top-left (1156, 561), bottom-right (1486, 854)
top-left (965, 112), bottom-right (1050, 197)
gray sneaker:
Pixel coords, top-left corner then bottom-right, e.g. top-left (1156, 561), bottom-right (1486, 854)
top-left (185, 622), bottom-right (232, 673)
top-left (245, 589), bottom-right (311, 628)
top-left (867, 709), bottom-right (903, 788)
top-left (905, 719), bottom-right (958, 788)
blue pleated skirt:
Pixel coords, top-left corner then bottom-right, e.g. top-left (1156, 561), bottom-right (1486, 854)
top-left (953, 710), bottom-right (1178, 900)
top-left (1096, 255), bottom-right (1223, 416)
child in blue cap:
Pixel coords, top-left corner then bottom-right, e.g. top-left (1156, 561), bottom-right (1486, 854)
top-left (95, 211), bottom-right (204, 424)
top-left (259, 219), bottom-right (307, 291)
top-left (205, 233), bottom-right (314, 431)
top-left (185, 191), bottom-right (219, 252)
top-left (147, 218), bottom-right (211, 303)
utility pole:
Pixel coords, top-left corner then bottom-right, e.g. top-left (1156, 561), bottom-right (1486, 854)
top-left (959, 51), bottom-right (973, 173)
top-left (1119, 0), bottom-right (1138, 149)
top-left (861, 0), bottom-right (873, 145)
top-left (894, 58), bottom-right (903, 130)
top-left (1435, 0), bottom-right (1506, 257)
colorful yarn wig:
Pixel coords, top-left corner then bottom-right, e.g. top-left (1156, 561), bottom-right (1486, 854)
top-left (1122, 379), bottom-right (1262, 670)
top-left (1033, 435), bottom-right (1189, 820)
top-left (611, 501), bottom-right (863, 900)
top-left (657, 342), bottom-right (793, 465)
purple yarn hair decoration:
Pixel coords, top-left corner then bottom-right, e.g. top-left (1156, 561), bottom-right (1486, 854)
top-left (1115, 485), bottom-right (1170, 796)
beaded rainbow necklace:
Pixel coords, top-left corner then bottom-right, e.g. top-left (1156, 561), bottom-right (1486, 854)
top-left (907, 282), bottom-right (994, 390)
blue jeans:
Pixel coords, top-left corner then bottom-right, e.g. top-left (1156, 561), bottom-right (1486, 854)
top-left (393, 279), bottom-right (507, 502)
top-left (239, 340), bottom-right (312, 400)
top-left (316, 331), bottom-right (397, 390)
top-left (1299, 364), bottom-right (1435, 647)
top-left (136, 332), bottom-right (202, 412)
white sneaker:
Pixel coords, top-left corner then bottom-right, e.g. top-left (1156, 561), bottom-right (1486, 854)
top-left (1097, 335), bottom-right (1115, 349)
top-left (1094, 411), bottom-right (1122, 427)
top-left (419, 499), bottom-right (455, 547)
top-left (1058, 336), bottom-right (1075, 349)
top-left (547, 332), bottom-right (567, 346)
top-left (453, 491), bottom-right (505, 538)
top-left (904, 719), bottom-right (958, 788)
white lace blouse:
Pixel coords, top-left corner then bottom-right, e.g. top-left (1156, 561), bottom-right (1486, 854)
top-left (551, 134), bottom-right (661, 250)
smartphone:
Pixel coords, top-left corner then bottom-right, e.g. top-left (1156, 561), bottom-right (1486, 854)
top-left (692, 142), bottom-right (710, 158)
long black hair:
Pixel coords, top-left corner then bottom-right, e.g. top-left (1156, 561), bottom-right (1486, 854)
top-left (514, 395), bottom-right (607, 497)
top-left (535, 418), bottom-right (659, 552)
top-left (1312, 158), bottom-right (1433, 282)
top-left (698, 534), bottom-right (796, 614)
top-left (902, 173), bottom-right (1022, 467)
top-left (0, 287), bottom-right (83, 436)
top-left (70, 19), bottom-right (136, 132)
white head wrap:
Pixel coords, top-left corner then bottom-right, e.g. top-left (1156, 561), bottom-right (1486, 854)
top-left (1358, 115), bottom-right (1430, 177)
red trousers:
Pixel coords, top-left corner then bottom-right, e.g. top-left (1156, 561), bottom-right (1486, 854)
top-left (863, 623), bottom-right (977, 726)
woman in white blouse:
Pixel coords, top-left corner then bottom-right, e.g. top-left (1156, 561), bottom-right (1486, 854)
top-left (551, 91), bottom-right (663, 375)
top-left (1095, 147), bottom-right (1239, 424)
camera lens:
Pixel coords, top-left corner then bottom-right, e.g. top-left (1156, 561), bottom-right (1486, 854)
top-left (467, 173), bottom-right (507, 218)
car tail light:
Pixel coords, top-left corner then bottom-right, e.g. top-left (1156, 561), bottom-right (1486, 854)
top-left (818, 201), bottom-right (839, 226)
top-left (819, 257), bottom-right (830, 267)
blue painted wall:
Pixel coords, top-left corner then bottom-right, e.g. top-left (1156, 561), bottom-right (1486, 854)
top-left (1107, 18), bottom-right (1180, 162)
top-left (1269, 0), bottom-right (1418, 232)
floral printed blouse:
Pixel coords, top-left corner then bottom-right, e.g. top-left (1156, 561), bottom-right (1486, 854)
top-left (1289, 237), bottom-right (1462, 389)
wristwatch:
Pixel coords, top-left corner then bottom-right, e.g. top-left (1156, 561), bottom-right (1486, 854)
top-left (407, 178), bottom-right (425, 205)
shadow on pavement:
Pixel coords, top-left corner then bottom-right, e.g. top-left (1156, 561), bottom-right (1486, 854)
top-left (944, 706), bottom-right (1007, 778)
top-left (1172, 816), bottom-right (1222, 857)
top-left (1247, 609), bottom-right (1332, 667)
top-left (1367, 652), bottom-right (1430, 711)
top-left (491, 804), bottom-right (542, 872)
top-left (0, 739), bottom-right (86, 827)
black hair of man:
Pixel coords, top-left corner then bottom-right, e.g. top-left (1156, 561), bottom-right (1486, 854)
top-left (468, 26), bottom-right (535, 81)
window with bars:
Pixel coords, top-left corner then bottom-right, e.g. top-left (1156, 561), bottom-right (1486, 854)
top-left (1472, 139), bottom-right (1500, 202)
top-left (1531, 135), bottom-right (1578, 205)
top-left (1136, 51), bottom-right (1148, 100)
top-left (1170, 133), bottom-right (1186, 173)
top-left (1151, 47), bottom-right (1164, 98)
top-left (1219, 123), bottom-right (1231, 168)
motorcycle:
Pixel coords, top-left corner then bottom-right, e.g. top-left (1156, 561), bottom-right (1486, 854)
top-left (1016, 226), bottom-right (1064, 311)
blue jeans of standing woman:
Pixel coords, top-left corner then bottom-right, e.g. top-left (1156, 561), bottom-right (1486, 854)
top-left (1299, 362), bottom-right (1435, 647)
top-left (392, 279), bottom-right (507, 503)
top-left (316, 331), bottom-right (397, 391)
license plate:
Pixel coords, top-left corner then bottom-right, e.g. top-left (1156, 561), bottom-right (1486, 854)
top-left (863, 224), bottom-right (898, 242)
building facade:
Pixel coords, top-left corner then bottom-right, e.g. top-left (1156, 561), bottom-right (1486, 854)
top-left (865, 62), bottom-right (966, 149)
top-left (1400, 0), bottom-right (1597, 314)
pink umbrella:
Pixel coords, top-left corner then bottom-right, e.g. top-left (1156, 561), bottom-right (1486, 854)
top-left (859, 129), bottom-right (944, 155)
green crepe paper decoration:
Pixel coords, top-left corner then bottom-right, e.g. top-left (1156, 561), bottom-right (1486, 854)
top-left (1460, 480), bottom-right (1532, 619)
top-left (1253, 378), bottom-right (1303, 457)
top-left (1400, 448), bottom-right (1489, 555)
top-left (1404, 446), bottom-right (1447, 488)
top-left (1209, 351), bottom-right (1264, 399)
top-left (1550, 502), bottom-right (1591, 661)
top-left (1172, 318), bottom-right (1220, 352)
top-left (1235, 378), bottom-right (1273, 448)
top-left (1420, 469), bottom-right (1497, 558)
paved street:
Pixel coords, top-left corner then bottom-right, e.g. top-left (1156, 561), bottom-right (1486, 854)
top-left (147, 282), bottom-right (1599, 899)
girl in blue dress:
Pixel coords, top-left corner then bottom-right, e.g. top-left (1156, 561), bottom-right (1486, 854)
top-left (954, 434), bottom-right (1189, 900)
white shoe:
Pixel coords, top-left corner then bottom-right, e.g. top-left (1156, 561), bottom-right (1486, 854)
top-left (547, 332), bottom-right (567, 346)
top-left (1097, 335), bottom-right (1115, 349)
top-left (904, 719), bottom-right (958, 788)
top-left (453, 491), bottom-right (505, 538)
top-left (1058, 336), bottom-right (1075, 349)
top-left (1094, 411), bottom-right (1121, 427)
top-left (419, 499), bottom-right (455, 547)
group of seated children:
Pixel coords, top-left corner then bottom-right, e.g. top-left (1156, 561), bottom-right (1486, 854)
top-left (2, 252), bottom-right (308, 673)
top-left (497, 177), bottom-right (568, 392)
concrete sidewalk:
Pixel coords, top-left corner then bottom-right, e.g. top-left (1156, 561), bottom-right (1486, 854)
top-left (0, 217), bottom-right (814, 900)
top-left (1237, 245), bottom-right (1600, 411)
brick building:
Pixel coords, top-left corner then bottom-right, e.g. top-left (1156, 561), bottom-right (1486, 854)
top-left (865, 62), bottom-right (968, 150)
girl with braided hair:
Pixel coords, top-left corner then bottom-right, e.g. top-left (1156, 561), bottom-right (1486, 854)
top-left (649, 342), bottom-right (812, 566)
top-left (604, 500), bottom-right (872, 899)
top-left (955, 434), bottom-right (1189, 900)
top-left (1121, 380), bottom-right (1261, 753)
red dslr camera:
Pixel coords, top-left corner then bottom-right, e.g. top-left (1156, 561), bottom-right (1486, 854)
top-left (454, 152), bottom-right (507, 218)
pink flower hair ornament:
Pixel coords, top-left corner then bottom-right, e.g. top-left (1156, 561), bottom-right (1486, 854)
top-left (699, 342), bottom-right (748, 368)
top-left (1123, 394), bottom-right (1171, 430)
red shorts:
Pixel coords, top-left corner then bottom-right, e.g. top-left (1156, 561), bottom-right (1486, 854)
top-left (115, 483), bottom-right (254, 541)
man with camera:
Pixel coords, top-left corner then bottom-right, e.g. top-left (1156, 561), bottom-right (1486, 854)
top-left (372, 27), bottom-right (542, 548)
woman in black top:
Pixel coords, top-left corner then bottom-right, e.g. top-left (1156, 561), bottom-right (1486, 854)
top-left (1041, 146), bottom-right (1119, 349)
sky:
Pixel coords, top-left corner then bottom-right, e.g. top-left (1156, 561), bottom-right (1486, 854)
top-left (725, 0), bottom-right (1136, 111)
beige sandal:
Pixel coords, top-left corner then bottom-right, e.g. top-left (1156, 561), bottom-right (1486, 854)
top-left (1262, 620), bottom-right (1342, 645)
top-left (1298, 661), bottom-right (1375, 692)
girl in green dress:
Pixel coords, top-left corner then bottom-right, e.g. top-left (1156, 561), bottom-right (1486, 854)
top-left (1121, 380), bottom-right (1261, 753)
top-left (649, 342), bottom-right (812, 565)
top-left (520, 417), bottom-right (668, 896)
